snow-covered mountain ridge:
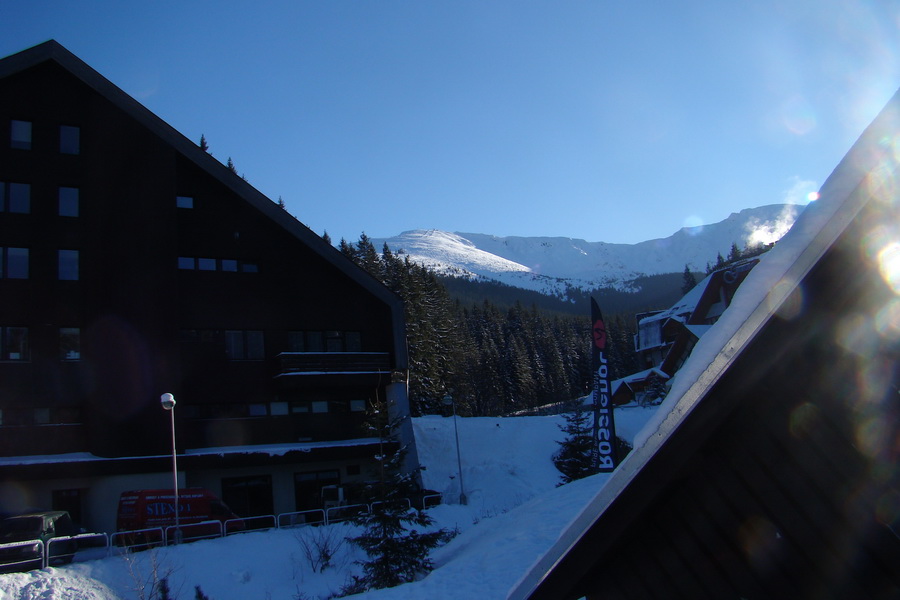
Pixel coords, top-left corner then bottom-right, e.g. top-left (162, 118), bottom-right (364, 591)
top-left (372, 204), bottom-right (802, 294)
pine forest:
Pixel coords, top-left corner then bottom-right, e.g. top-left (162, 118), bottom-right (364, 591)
top-left (338, 234), bottom-right (644, 417)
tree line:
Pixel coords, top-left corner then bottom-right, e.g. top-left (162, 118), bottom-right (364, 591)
top-left (338, 234), bottom-right (641, 417)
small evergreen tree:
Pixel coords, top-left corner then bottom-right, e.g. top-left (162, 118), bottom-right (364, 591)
top-left (681, 264), bottom-right (697, 295)
top-left (642, 372), bottom-right (668, 406)
top-left (553, 403), bottom-right (598, 485)
top-left (727, 241), bottom-right (742, 263)
top-left (343, 396), bottom-right (452, 593)
top-left (199, 134), bottom-right (209, 153)
top-left (226, 156), bottom-right (237, 174)
top-left (322, 230), bottom-right (332, 245)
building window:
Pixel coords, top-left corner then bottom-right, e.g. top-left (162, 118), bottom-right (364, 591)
top-left (306, 331), bottom-right (324, 352)
top-left (325, 331), bottom-right (343, 352)
top-left (311, 401), bottom-right (329, 413)
top-left (10, 120), bottom-right (31, 150)
top-left (225, 330), bottom-right (264, 360)
top-left (345, 331), bottom-right (362, 352)
top-left (222, 475), bottom-right (273, 518)
top-left (177, 256), bottom-right (250, 272)
top-left (2, 182), bottom-right (31, 214)
top-left (176, 196), bottom-right (194, 209)
top-left (59, 125), bottom-right (80, 155)
top-left (1, 248), bottom-right (29, 279)
top-left (34, 408), bottom-right (51, 425)
top-left (58, 249), bottom-right (79, 280)
top-left (60, 328), bottom-right (80, 360)
top-left (1, 327), bottom-right (28, 361)
top-left (248, 404), bottom-right (267, 417)
top-left (287, 331), bottom-right (304, 352)
top-left (270, 401), bottom-right (289, 416)
top-left (59, 187), bottom-right (79, 217)
top-left (240, 261), bottom-right (259, 273)
top-left (350, 399), bottom-right (367, 412)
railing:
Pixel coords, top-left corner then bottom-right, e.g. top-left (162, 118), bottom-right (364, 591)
top-left (325, 503), bottom-right (370, 524)
top-left (111, 527), bottom-right (164, 551)
top-left (422, 493), bottom-right (443, 509)
top-left (226, 514), bottom-right (276, 535)
top-left (0, 539), bottom-right (44, 572)
top-left (48, 533), bottom-right (108, 566)
top-left (165, 520), bottom-right (222, 545)
top-left (276, 352), bottom-right (391, 376)
top-left (277, 509), bottom-right (326, 528)
top-left (0, 492), bottom-right (445, 572)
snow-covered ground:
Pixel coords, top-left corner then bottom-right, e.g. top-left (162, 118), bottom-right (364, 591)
top-left (0, 406), bottom-right (658, 599)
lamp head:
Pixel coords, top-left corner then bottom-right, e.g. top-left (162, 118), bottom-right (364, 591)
top-left (442, 394), bottom-right (453, 406)
top-left (160, 393), bottom-right (176, 410)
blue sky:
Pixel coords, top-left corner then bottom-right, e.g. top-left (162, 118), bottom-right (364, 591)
top-left (2, 1), bottom-right (898, 244)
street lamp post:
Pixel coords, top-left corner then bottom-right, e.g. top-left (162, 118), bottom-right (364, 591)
top-left (160, 393), bottom-right (181, 543)
top-left (442, 394), bottom-right (467, 505)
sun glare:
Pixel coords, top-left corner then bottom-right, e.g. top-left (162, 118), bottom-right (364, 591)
top-left (877, 242), bottom-right (900, 295)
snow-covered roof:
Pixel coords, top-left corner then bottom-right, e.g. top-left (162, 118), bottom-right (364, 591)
top-left (511, 86), bottom-right (900, 600)
top-left (0, 439), bottom-right (382, 466)
top-left (611, 367), bottom-right (669, 395)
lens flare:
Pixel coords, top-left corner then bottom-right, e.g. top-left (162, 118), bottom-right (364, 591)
top-left (874, 299), bottom-right (900, 340)
top-left (806, 191), bottom-right (820, 202)
top-left (682, 215), bottom-right (704, 235)
top-left (877, 242), bottom-right (900, 294)
top-left (781, 95), bottom-right (817, 136)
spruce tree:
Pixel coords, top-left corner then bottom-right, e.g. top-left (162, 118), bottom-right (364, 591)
top-left (199, 133), bottom-right (209, 153)
top-left (553, 403), bottom-right (598, 484)
top-left (344, 396), bottom-right (452, 593)
top-left (681, 264), bottom-right (698, 295)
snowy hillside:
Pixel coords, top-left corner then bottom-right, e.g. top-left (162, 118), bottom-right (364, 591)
top-left (0, 407), bottom-right (659, 599)
top-left (373, 204), bottom-right (802, 294)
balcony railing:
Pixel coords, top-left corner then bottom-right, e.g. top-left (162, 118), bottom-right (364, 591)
top-left (276, 352), bottom-right (391, 377)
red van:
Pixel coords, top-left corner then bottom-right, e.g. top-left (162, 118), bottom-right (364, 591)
top-left (116, 489), bottom-right (243, 539)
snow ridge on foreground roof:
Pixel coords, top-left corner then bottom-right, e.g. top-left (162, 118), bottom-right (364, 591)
top-left (509, 86), bottom-right (900, 600)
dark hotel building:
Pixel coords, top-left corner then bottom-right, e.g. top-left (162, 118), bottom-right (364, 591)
top-left (0, 41), bottom-right (417, 534)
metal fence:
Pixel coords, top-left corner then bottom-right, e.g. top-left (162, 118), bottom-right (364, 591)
top-left (0, 492), bottom-right (444, 572)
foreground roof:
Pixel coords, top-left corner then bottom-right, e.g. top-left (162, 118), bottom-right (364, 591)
top-left (511, 87), bottom-right (900, 599)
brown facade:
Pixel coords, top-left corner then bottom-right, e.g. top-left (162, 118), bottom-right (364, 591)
top-left (0, 41), bottom-right (411, 531)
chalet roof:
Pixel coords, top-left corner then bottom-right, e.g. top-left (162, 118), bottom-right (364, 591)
top-left (610, 367), bottom-right (669, 396)
top-left (511, 87), bottom-right (900, 599)
top-left (0, 40), bottom-right (407, 366)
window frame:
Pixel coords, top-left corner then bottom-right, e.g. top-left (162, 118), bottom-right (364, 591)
top-left (58, 249), bottom-right (80, 281)
top-left (10, 120), bottom-right (32, 150)
top-left (59, 125), bottom-right (80, 155)
top-left (1, 327), bottom-right (29, 361)
top-left (58, 187), bottom-right (79, 217)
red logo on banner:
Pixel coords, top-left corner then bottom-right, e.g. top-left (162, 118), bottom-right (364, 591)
top-left (593, 319), bottom-right (607, 350)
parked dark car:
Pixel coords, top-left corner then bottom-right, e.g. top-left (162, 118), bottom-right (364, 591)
top-left (0, 511), bottom-right (78, 572)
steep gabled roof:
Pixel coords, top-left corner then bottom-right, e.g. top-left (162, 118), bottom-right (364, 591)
top-left (510, 86), bottom-right (900, 599)
top-left (0, 40), bottom-right (407, 366)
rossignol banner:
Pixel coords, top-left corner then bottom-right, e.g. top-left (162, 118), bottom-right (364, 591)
top-left (591, 297), bottom-right (618, 472)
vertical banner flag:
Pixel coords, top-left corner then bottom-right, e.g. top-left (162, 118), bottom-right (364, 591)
top-left (591, 297), bottom-right (618, 472)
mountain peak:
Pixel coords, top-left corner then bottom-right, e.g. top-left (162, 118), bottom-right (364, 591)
top-left (373, 204), bottom-right (804, 295)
